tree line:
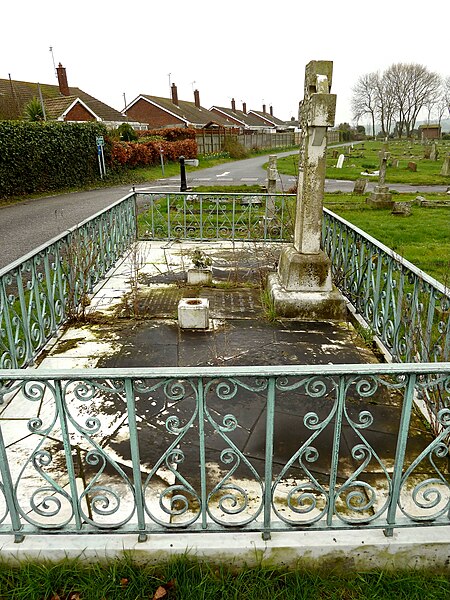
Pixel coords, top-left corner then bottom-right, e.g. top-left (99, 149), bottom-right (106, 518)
top-left (352, 63), bottom-right (450, 138)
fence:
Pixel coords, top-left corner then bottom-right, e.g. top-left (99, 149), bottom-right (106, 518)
top-left (0, 195), bottom-right (136, 369)
top-left (196, 130), bottom-right (299, 155)
top-left (0, 363), bottom-right (449, 541)
top-left (323, 209), bottom-right (450, 364)
top-left (137, 192), bottom-right (296, 242)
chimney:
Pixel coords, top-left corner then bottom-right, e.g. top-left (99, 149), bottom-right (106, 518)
top-left (194, 89), bottom-right (200, 108)
top-left (171, 83), bottom-right (179, 106)
top-left (270, 105), bottom-right (273, 116)
top-left (231, 98), bottom-right (236, 112)
top-left (242, 102), bottom-right (247, 114)
top-left (56, 63), bottom-right (70, 96)
top-left (262, 104), bottom-right (266, 114)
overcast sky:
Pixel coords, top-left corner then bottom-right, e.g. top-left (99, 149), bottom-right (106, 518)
top-left (2, 0), bottom-right (449, 126)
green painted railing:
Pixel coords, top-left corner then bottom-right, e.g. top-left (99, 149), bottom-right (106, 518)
top-left (0, 364), bottom-right (449, 541)
top-left (136, 192), bottom-right (296, 242)
top-left (0, 194), bottom-right (136, 369)
top-left (323, 209), bottom-right (450, 364)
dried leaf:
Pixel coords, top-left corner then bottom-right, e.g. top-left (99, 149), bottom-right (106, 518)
top-left (120, 577), bottom-right (129, 588)
top-left (153, 585), bottom-right (167, 599)
top-left (165, 579), bottom-right (176, 589)
top-left (69, 594), bottom-right (81, 600)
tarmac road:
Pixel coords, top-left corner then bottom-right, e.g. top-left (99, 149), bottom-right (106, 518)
top-left (1, 147), bottom-right (448, 269)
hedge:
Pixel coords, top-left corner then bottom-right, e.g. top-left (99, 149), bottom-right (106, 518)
top-left (0, 121), bottom-right (107, 198)
top-left (136, 127), bottom-right (196, 141)
top-left (110, 139), bottom-right (197, 168)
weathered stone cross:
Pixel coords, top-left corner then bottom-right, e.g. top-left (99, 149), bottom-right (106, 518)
top-left (268, 60), bottom-right (345, 320)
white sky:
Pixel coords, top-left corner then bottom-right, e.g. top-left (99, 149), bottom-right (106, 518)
top-left (2, 0), bottom-right (449, 126)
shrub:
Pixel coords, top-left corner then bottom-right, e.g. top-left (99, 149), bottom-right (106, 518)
top-left (222, 136), bottom-right (249, 159)
top-left (136, 127), bottom-right (196, 141)
top-left (0, 121), bottom-right (107, 198)
top-left (117, 122), bottom-right (138, 141)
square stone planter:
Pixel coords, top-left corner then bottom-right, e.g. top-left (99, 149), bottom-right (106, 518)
top-left (187, 268), bottom-right (212, 285)
top-left (178, 297), bottom-right (209, 329)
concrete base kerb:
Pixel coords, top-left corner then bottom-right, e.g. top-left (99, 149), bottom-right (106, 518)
top-left (1, 528), bottom-right (450, 570)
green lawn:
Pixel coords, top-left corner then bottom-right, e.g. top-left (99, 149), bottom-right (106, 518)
top-left (2, 557), bottom-right (450, 600)
top-left (277, 139), bottom-right (450, 186)
top-left (326, 198), bottom-right (450, 284)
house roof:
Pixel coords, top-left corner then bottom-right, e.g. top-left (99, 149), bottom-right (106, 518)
top-left (210, 106), bottom-right (267, 128)
top-left (248, 110), bottom-right (286, 127)
top-left (0, 78), bottom-right (127, 123)
top-left (129, 94), bottom-right (231, 128)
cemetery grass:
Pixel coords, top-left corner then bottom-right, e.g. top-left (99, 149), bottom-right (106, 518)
top-left (330, 201), bottom-right (450, 284)
top-left (1, 556), bottom-right (450, 600)
top-left (277, 140), bottom-right (450, 185)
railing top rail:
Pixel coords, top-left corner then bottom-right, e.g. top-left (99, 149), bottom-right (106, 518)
top-left (0, 191), bottom-right (135, 278)
top-left (136, 192), bottom-right (295, 198)
top-left (2, 362), bottom-right (449, 381)
top-left (324, 207), bottom-right (450, 297)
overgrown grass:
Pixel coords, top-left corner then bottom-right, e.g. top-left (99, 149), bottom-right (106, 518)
top-left (327, 198), bottom-right (450, 284)
top-left (1, 556), bottom-right (449, 600)
top-left (278, 139), bottom-right (450, 185)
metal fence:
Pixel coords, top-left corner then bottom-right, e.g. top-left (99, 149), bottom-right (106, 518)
top-left (0, 194), bottom-right (136, 369)
top-left (0, 364), bottom-right (449, 541)
top-left (323, 209), bottom-right (450, 364)
top-left (137, 192), bottom-right (296, 242)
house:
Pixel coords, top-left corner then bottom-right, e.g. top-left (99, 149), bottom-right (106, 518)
top-left (0, 64), bottom-right (145, 129)
top-left (125, 84), bottom-right (231, 129)
top-left (210, 99), bottom-right (286, 131)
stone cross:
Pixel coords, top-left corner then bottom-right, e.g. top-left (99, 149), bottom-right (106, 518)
top-left (294, 60), bottom-right (336, 255)
top-left (378, 151), bottom-right (390, 186)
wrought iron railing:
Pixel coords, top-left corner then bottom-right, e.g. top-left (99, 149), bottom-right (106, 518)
top-left (0, 364), bottom-right (449, 541)
top-left (0, 194), bottom-right (136, 369)
top-left (136, 192), bottom-right (295, 242)
top-left (323, 209), bottom-right (450, 364)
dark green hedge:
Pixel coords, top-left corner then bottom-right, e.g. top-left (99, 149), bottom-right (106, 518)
top-left (0, 121), bottom-right (107, 198)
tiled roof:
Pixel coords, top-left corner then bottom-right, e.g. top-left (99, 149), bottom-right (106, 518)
top-left (138, 95), bottom-right (230, 127)
top-left (210, 106), bottom-right (266, 128)
top-left (249, 110), bottom-right (286, 127)
top-left (0, 78), bottom-right (126, 122)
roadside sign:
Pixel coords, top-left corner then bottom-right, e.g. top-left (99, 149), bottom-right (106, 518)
top-left (96, 136), bottom-right (105, 146)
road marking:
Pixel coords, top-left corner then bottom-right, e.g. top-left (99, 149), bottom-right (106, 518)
top-left (241, 178), bottom-right (258, 181)
top-left (216, 171), bottom-right (231, 177)
top-left (194, 178), bottom-right (212, 181)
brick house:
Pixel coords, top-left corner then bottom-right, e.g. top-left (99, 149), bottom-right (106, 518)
top-left (125, 84), bottom-right (230, 129)
top-left (0, 64), bottom-right (144, 129)
top-left (210, 99), bottom-right (286, 131)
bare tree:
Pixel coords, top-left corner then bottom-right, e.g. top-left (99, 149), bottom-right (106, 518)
top-left (384, 63), bottom-right (441, 137)
top-left (351, 73), bottom-right (378, 136)
top-left (373, 72), bottom-right (396, 137)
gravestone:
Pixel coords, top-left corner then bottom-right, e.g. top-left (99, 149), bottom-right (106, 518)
top-left (430, 142), bottom-right (439, 161)
top-left (441, 154), bottom-right (450, 176)
top-left (336, 154), bottom-right (345, 168)
top-left (332, 149), bottom-right (338, 159)
top-left (268, 60), bottom-right (345, 320)
top-left (353, 178), bottom-right (367, 193)
top-left (266, 154), bottom-right (278, 218)
top-left (392, 202), bottom-right (412, 216)
top-left (423, 146), bottom-right (431, 159)
top-left (366, 150), bottom-right (393, 209)
top-left (408, 161), bottom-right (417, 172)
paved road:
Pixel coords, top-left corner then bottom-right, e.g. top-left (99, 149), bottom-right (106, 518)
top-left (1, 147), bottom-right (448, 269)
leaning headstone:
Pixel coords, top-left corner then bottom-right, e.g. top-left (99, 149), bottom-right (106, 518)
top-left (440, 154), bottom-right (450, 176)
top-left (423, 146), bottom-right (431, 159)
top-left (392, 201), bottom-right (412, 216)
top-left (268, 60), bottom-right (345, 320)
top-left (336, 154), bottom-right (345, 168)
top-left (430, 142), bottom-right (439, 161)
top-left (353, 178), bottom-right (367, 193)
top-left (407, 161), bottom-right (417, 172)
top-left (392, 159), bottom-right (399, 168)
top-left (366, 150), bottom-right (393, 209)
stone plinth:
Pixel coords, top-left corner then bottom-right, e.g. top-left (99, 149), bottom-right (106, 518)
top-left (366, 185), bottom-right (393, 209)
top-left (178, 298), bottom-right (209, 329)
top-left (187, 268), bottom-right (212, 285)
top-left (269, 246), bottom-right (346, 320)
top-left (268, 273), bottom-right (346, 320)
